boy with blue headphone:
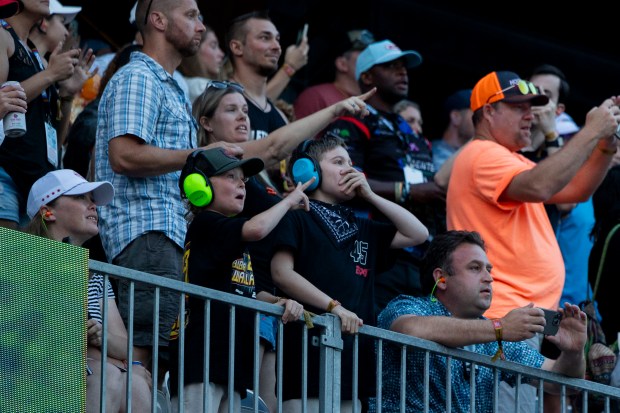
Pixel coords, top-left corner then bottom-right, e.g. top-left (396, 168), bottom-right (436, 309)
top-left (271, 134), bottom-right (429, 411)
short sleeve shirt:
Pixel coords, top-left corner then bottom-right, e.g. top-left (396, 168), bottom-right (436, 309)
top-left (373, 295), bottom-right (545, 413)
top-left (95, 51), bottom-right (198, 261)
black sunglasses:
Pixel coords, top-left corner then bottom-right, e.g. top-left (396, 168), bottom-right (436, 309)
top-left (206, 80), bottom-right (244, 94)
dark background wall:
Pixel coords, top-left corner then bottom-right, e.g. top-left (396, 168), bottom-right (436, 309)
top-left (68, 0), bottom-right (619, 140)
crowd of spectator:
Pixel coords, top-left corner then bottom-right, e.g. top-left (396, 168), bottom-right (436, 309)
top-left (3, 0), bottom-right (620, 412)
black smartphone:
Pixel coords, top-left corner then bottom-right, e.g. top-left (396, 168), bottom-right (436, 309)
top-left (541, 308), bottom-right (562, 336)
top-left (296, 23), bottom-right (308, 46)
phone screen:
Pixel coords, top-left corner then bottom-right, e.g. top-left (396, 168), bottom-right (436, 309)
top-left (296, 24), bottom-right (309, 46)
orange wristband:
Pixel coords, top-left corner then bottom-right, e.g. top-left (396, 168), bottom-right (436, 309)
top-left (326, 299), bottom-right (341, 312)
top-left (491, 318), bottom-right (506, 362)
top-left (282, 63), bottom-right (296, 77)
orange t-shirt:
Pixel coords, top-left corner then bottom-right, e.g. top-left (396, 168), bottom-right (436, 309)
top-left (447, 140), bottom-right (564, 319)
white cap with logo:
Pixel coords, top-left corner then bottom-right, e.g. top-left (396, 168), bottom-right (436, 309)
top-left (49, 0), bottom-right (81, 24)
top-left (27, 169), bottom-right (114, 219)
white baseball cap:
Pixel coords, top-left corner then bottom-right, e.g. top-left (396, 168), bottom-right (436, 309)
top-left (27, 169), bottom-right (114, 219)
top-left (49, 0), bottom-right (81, 24)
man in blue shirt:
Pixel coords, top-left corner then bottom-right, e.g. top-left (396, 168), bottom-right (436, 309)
top-left (372, 230), bottom-right (587, 413)
top-left (95, 0), bottom-right (240, 382)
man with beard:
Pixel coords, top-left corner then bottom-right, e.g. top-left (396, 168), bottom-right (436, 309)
top-left (225, 11), bottom-right (290, 141)
top-left (95, 0), bottom-right (240, 385)
top-left (323, 39), bottom-right (445, 316)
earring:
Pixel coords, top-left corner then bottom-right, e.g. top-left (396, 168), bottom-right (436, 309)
top-left (44, 211), bottom-right (52, 218)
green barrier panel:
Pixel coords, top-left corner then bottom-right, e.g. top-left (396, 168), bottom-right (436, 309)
top-left (0, 227), bottom-right (87, 413)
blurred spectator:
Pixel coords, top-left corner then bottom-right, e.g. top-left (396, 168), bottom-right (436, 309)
top-left (178, 24), bottom-right (225, 104)
top-left (589, 150), bottom-right (620, 342)
top-left (0, 0), bottom-right (86, 229)
top-left (430, 89), bottom-right (474, 170)
top-left (294, 28), bottom-right (374, 120)
top-left (394, 99), bottom-right (423, 136)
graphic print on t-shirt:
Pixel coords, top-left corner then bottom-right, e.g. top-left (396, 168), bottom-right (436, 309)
top-left (230, 249), bottom-right (256, 298)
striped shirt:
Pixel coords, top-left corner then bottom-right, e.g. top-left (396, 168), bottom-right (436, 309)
top-left (87, 272), bottom-right (115, 323)
top-left (95, 51), bottom-right (197, 261)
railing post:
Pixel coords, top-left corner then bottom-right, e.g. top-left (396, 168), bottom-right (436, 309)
top-left (319, 314), bottom-right (343, 413)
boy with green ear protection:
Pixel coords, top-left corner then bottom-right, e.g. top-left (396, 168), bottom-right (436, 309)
top-left (169, 147), bottom-right (314, 412)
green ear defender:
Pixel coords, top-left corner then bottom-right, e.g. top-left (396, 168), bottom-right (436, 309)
top-left (180, 150), bottom-right (214, 207)
top-left (183, 172), bottom-right (213, 207)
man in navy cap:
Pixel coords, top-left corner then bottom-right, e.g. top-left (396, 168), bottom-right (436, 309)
top-left (324, 39), bottom-right (445, 315)
top-left (431, 88), bottom-right (474, 170)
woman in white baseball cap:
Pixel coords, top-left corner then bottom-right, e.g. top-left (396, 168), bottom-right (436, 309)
top-left (25, 169), bottom-right (152, 413)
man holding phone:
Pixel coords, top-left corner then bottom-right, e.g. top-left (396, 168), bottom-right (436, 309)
top-left (372, 230), bottom-right (587, 413)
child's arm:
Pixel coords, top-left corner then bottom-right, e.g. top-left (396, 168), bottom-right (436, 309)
top-left (271, 249), bottom-right (363, 334)
top-left (241, 178), bottom-right (314, 242)
top-left (339, 167), bottom-right (429, 248)
top-left (256, 291), bottom-right (304, 324)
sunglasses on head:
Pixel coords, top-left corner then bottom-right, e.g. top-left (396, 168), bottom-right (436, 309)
top-left (486, 79), bottom-right (540, 104)
top-left (206, 81), bottom-right (245, 94)
top-left (347, 29), bottom-right (375, 50)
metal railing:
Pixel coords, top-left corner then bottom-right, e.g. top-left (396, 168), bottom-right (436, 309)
top-left (90, 259), bottom-right (620, 413)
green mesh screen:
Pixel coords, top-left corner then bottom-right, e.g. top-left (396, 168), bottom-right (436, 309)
top-left (0, 227), bottom-right (87, 412)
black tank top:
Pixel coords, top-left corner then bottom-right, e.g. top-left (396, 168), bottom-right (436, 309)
top-left (0, 24), bottom-right (56, 200)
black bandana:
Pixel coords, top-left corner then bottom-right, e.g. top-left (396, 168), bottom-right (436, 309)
top-left (309, 200), bottom-right (359, 249)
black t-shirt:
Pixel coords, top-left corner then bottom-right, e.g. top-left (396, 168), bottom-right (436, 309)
top-left (169, 211), bottom-right (256, 396)
top-left (324, 107), bottom-right (445, 238)
top-left (246, 98), bottom-right (287, 141)
top-left (271, 201), bottom-right (396, 400)
top-left (241, 177), bottom-right (281, 294)
top-left (0, 25), bottom-right (56, 199)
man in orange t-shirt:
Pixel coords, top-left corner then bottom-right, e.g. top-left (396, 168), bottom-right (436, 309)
top-left (447, 70), bottom-right (619, 412)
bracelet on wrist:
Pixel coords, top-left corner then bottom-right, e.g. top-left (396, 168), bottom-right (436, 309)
top-left (326, 299), bottom-right (341, 312)
top-left (282, 62), bottom-right (296, 77)
top-left (273, 296), bottom-right (281, 304)
top-left (491, 318), bottom-right (506, 362)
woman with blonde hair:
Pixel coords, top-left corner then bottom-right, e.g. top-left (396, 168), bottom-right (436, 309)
top-left (26, 169), bottom-right (152, 413)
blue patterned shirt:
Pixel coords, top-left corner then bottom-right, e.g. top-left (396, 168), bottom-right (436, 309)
top-left (95, 51), bottom-right (197, 261)
top-left (370, 295), bottom-right (545, 413)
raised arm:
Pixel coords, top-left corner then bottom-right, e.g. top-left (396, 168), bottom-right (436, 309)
top-left (240, 88), bottom-right (376, 169)
top-left (266, 36), bottom-right (309, 101)
top-left (504, 98), bottom-right (619, 204)
top-left (339, 165), bottom-right (428, 248)
top-left (241, 179), bottom-right (312, 241)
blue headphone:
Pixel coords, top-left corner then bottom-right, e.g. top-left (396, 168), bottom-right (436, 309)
top-left (289, 140), bottom-right (320, 191)
top-left (179, 150), bottom-right (214, 207)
